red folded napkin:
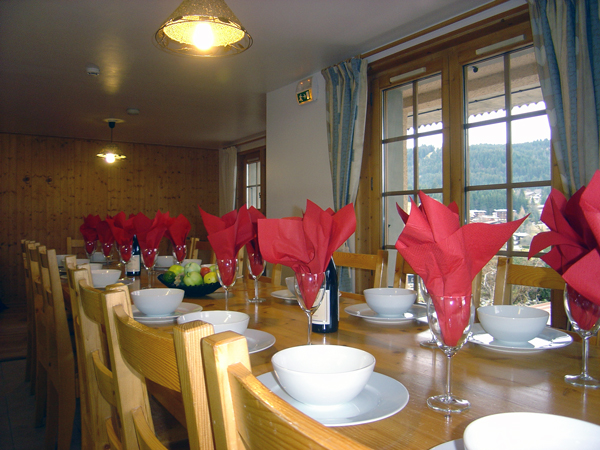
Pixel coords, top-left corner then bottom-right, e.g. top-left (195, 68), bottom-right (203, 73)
top-left (396, 192), bottom-right (526, 346)
top-left (131, 211), bottom-right (169, 252)
top-left (529, 170), bottom-right (600, 307)
top-left (166, 214), bottom-right (191, 262)
top-left (199, 205), bottom-right (254, 261)
top-left (246, 207), bottom-right (267, 274)
top-left (257, 201), bottom-right (356, 308)
top-left (96, 218), bottom-right (116, 257)
top-left (80, 214), bottom-right (101, 242)
top-left (106, 212), bottom-right (135, 246)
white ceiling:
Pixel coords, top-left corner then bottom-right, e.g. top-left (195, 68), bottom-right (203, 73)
top-left (0, 0), bottom-right (495, 150)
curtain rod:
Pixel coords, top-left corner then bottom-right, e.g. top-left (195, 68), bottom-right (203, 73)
top-left (361, 0), bottom-right (512, 59)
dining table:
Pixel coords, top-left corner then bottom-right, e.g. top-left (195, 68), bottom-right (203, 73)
top-left (67, 269), bottom-right (600, 449)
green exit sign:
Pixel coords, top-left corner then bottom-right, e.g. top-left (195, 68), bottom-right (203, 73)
top-left (297, 89), bottom-right (313, 104)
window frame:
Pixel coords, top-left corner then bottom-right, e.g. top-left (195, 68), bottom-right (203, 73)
top-left (237, 146), bottom-right (266, 215)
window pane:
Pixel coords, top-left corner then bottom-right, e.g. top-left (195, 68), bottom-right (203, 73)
top-left (510, 47), bottom-right (544, 114)
top-left (246, 186), bottom-right (260, 209)
top-left (416, 74), bottom-right (442, 128)
top-left (384, 84), bottom-right (413, 140)
top-left (418, 134), bottom-right (442, 189)
top-left (512, 186), bottom-right (550, 252)
top-left (511, 116), bottom-right (551, 183)
top-left (468, 189), bottom-right (507, 222)
top-left (467, 122), bottom-right (507, 186)
top-left (246, 161), bottom-right (259, 185)
top-left (466, 57), bottom-right (506, 120)
top-left (384, 139), bottom-right (414, 192)
top-left (384, 194), bottom-right (412, 247)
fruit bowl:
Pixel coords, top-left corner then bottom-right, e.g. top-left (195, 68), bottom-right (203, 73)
top-left (157, 273), bottom-right (221, 298)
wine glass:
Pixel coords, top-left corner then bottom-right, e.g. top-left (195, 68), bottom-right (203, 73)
top-left (140, 245), bottom-right (158, 289)
top-left (564, 284), bottom-right (600, 388)
top-left (101, 241), bottom-right (114, 265)
top-left (216, 257), bottom-right (238, 309)
top-left (421, 283), bottom-right (475, 413)
top-left (418, 278), bottom-right (438, 349)
top-left (293, 271), bottom-right (326, 345)
top-left (84, 239), bottom-right (97, 261)
top-left (117, 242), bottom-right (133, 281)
top-left (247, 246), bottom-right (266, 303)
top-left (172, 243), bottom-right (187, 265)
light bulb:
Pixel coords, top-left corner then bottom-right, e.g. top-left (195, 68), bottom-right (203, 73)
top-left (105, 153), bottom-right (116, 163)
top-left (192, 22), bottom-right (214, 50)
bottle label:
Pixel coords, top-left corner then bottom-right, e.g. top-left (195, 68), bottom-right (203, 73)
top-left (126, 255), bottom-right (141, 274)
top-left (312, 291), bottom-right (331, 325)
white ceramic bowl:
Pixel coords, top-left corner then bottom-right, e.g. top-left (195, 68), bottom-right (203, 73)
top-left (87, 263), bottom-right (103, 270)
top-left (271, 345), bottom-right (375, 406)
top-left (155, 255), bottom-right (175, 267)
top-left (463, 412), bottom-right (600, 450)
top-left (91, 269), bottom-right (121, 289)
top-left (131, 288), bottom-right (185, 316)
top-left (477, 305), bottom-right (549, 344)
top-left (90, 253), bottom-right (106, 262)
top-left (176, 310), bottom-right (249, 334)
top-left (364, 288), bottom-right (417, 316)
top-left (56, 254), bottom-right (68, 267)
top-left (285, 276), bottom-right (295, 295)
top-left (76, 258), bottom-right (90, 266)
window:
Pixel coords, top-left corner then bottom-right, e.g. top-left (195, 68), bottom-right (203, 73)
top-left (237, 146), bottom-right (266, 215)
top-left (366, 6), bottom-right (555, 305)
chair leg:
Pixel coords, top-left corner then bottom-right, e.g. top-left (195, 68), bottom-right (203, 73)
top-left (29, 339), bottom-right (37, 395)
top-left (34, 362), bottom-right (47, 427)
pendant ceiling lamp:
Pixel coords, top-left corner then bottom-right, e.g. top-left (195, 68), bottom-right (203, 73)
top-left (97, 119), bottom-right (126, 163)
top-left (154, 0), bottom-right (252, 57)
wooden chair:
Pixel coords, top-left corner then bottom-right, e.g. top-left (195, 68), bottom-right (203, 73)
top-left (22, 239), bottom-right (37, 387)
top-left (493, 256), bottom-right (567, 328)
top-left (65, 257), bottom-right (111, 450)
top-left (67, 236), bottom-right (86, 257)
top-left (332, 250), bottom-right (388, 299)
top-left (78, 278), bottom-right (215, 450)
top-left (201, 330), bottom-right (372, 450)
top-left (31, 244), bottom-right (77, 450)
top-left (393, 252), bottom-right (483, 308)
top-left (188, 238), bottom-right (216, 264)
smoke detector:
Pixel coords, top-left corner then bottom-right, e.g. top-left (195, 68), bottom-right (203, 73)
top-left (86, 63), bottom-right (100, 76)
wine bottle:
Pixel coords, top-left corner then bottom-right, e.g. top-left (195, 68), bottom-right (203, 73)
top-left (126, 235), bottom-right (141, 277)
top-left (312, 257), bottom-right (339, 333)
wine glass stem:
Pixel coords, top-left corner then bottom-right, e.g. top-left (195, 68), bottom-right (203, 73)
top-left (581, 336), bottom-right (591, 377)
top-left (224, 288), bottom-right (229, 310)
top-left (306, 311), bottom-right (313, 345)
top-left (147, 268), bottom-right (153, 288)
top-left (254, 278), bottom-right (259, 300)
top-left (445, 355), bottom-right (453, 400)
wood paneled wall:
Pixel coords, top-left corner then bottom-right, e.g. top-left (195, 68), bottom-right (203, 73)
top-left (0, 133), bottom-right (219, 306)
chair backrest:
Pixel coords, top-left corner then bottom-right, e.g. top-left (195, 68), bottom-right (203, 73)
top-left (394, 252), bottom-right (483, 308)
top-left (332, 250), bottom-right (388, 299)
top-left (200, 331), bottom-right (372, 450)
top-left (22, 239), bottom-right (37, 383)
top-left (92, 281), bottom-right (215, 450)
top-left (66, 258), bottom-right (113, 450)
top-left (493, 256), bottom-right (566, 328)
top-left (189, 238), bottom-right (216, 264)
top-left (67, 236), bottom-right (86, 257)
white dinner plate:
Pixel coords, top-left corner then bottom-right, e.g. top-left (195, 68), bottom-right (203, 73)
top-left (244, 329), bottom-right (276, 354)
top-left (270, 289), bottom-right (296, 302)
top-left (430, 439), bottom-right (464, 450)
top-left (469, 323), bottom-right (572, 353)
top-left (345, 303), bottom-right (427, 324)
top-left (258, 371), bottom-right (409, 427)
top-left (132, 302), bottom-right (202, 324)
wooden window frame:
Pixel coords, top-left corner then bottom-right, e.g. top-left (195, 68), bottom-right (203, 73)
top-left (237, 146), bottom-right (266, 215)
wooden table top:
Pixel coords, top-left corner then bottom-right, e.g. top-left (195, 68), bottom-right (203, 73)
top-left (142, 277), bottom-right (600, 450)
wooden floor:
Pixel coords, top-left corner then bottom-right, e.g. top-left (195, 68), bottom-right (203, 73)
top-left (0, 305), bottom-right (82, 449)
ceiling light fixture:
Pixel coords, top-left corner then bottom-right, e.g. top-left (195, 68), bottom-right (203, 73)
top-left (97, 119), bottom-right (126, 163)
top-left (154, 0), bottom-right (252, 57)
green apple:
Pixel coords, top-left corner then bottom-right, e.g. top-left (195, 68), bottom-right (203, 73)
top-left (204, 271), bottom-right (218, 284)
top-left (183, 271), bottom-right (202, 286)
top-left (184, 262), bottom-right (201, 274)
top-left (210, 264), bottom-right (218, 272)
top-left (168, 264), bottom-right (184, 275)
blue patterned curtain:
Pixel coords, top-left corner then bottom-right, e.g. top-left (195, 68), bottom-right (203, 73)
top-left (528, 0), bottom-right (600, 196)
top-left (322, 57), bottom-right (368, 291)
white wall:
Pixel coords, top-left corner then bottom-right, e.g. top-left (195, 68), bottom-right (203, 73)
top-left (266, 74), bottom-right (332, 219)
